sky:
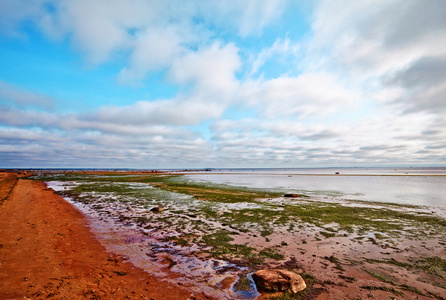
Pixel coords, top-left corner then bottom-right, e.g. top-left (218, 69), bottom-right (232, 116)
top-left (0, 0), bottom-right (445, 169)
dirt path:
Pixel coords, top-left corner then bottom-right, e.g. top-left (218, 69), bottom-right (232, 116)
top-left (0, 178), bottom-right (201, 299)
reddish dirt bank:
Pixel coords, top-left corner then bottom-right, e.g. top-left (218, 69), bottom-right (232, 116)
top-left (0, 175), bottom-right (201, 299)
top-left (0, 173), bottom-right (20, 205)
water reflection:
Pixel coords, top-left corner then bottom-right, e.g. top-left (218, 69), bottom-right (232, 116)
top-left (187, 168), bottom-right (446, 208)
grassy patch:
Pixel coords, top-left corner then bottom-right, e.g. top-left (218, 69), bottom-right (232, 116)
top-left (320, 231), bottom-right (336, 238)
top-left (413, 256), bottom-right (446, 280)
top-left (164, 236), bottom-right (190, 247)
top-left (259, 248), bottom-right (284, 260)
top-left (365, 258), bottom-right (413, 269)
top-left (283, 201), bottom-right (446, 236)
top-left (200, 232), bottom-right (285, 265)
top-left (201, 231), bottom-right (256, 261)
top-left (144, 176), bottom-right (283, 203)
top-left (366, 256), bottom-right (446, 281)
top-left (364, 269), bottom-right (395, 285)
top-left (339, 275), bottom-right (356, 283)
top-left (399, 284), bottom-right (424, 295)
top-left (360, 285), bottom-right (404, 297)
top-left (233, 274), bottom-right (253, 292)
top-left (324, 255), bottom-right (345, 271)
top-left (260, 228), bottom-right (274, 237)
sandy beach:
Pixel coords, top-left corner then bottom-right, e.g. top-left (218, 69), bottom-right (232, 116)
top-left (0, 173), bottom-right (201, 299)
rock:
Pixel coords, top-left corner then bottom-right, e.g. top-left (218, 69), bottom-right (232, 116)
top-left (284, 194), bottom-right (300, 198)
top-left (150, 206), bottom-right (164, 212)
top-left (252, 269), bottom-right (306, 294)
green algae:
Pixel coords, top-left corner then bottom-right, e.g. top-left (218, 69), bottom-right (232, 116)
top-left (363, 269), bottom-right (396, 285)
top-left (360, 285), bottom-right (405, 297)
top-left (56, 171), bottom-right (446, 240)
top-left (233, 273), bottom-right (253, 292)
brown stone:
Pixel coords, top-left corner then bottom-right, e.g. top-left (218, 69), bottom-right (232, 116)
top-left (283, 193), bottom-right (300, 198)
top-left (252, 269), bottom-right (306, 294)
top-left (150, 206), bottom-right (164, 212)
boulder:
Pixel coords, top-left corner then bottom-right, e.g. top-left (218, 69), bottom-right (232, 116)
top-left (150, 206), bottom-right (164, 212)
top-left (252, 269), bottom-right (306, 294)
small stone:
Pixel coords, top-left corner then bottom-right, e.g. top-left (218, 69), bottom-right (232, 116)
top-left (150, 206), bottom-right (164, 212)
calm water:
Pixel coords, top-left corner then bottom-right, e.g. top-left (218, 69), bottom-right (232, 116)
top-left (186, 167), bottom-right (446, 208)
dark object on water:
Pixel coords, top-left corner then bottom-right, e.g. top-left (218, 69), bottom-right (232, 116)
top-left (335, 172), bottom-right (340, 174)
top-left (284, 194), bottom-right (301, 198)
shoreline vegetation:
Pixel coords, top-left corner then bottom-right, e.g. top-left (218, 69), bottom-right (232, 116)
top-left (1, 170), bottom-right (446, 299)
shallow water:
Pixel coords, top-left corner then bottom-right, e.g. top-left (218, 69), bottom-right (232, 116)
top-left (186, 167), bottom-right (446, 208)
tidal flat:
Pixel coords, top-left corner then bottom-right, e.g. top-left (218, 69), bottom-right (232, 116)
top-left (36, 171), bottom-right (446, 299)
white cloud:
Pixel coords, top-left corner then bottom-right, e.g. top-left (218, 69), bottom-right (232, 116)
top-left (168, 42), bottom-right (241, 96)
top-left (0, 81), bottom-right (54, 109)
top-left (240, 72), bottom-right (360, 118)
top-left (308, 0), bottom-right (446, 80)
top-left (385, 54), bottom-right (446, 114)
top-left (198, 0), bottom-right (286, 37)
top-left (118, 27), bottom-right (185, 84)
top-left (0, 0), bottom-right (46, 37)
top-left (94, 98), bottom-right (226, 126)
top-left (249, 37), bottom-right (300, 77)
top-left (34, 0), bottom-right (284, 75)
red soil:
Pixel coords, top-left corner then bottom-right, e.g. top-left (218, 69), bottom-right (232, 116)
top-left (0, 173), bottom-right (202, 299)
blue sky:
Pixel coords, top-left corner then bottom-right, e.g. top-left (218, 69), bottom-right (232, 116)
top-left (0, 0), bottom-right (445, 168)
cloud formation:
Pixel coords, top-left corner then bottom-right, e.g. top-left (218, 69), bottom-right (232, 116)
top-left (0, 81), bottom-right (54, 109)
top-left (0, 0), bottom-right (445, 168)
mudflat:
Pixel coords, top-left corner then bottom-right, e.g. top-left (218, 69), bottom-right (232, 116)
top-left (0, 174), bottom-right (199, 299)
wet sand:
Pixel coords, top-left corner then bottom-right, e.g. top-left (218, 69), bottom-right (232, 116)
top-left (0, 173), bottom-right (201, 299)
